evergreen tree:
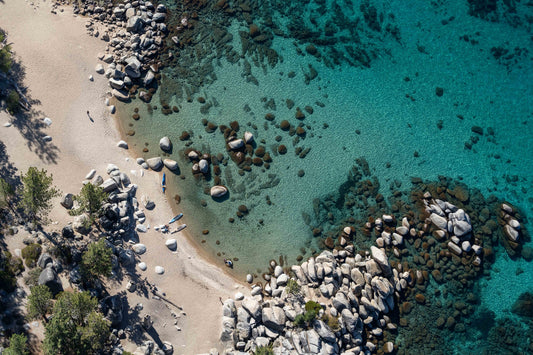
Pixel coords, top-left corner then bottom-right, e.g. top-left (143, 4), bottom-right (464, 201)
top-left (43, 291), bottom-right (110, 355)
top-left (27, 284), bottom-right (52, 322)
top-left (81, 239), bottom-right (112, 282)
top-left (20, 167), bottom-right (60, 223)
top-left (70, 183), bottom-right (108, 222)
top-left (0, 177), bottom-right (14, 211)
top-left (3, 333), bottom-right (29, 355)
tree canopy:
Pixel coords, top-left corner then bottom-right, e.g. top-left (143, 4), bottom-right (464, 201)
top-left (27, 284), bottom-right (52, 321)
top-left (70, 183), bottom-right (107, 222)
top-left (20, 167), bottom-right (60, 223)
top-left (43, 291), bottom-right (110, 355)
top-left (81, 239), bottom-right (113, 283)
top-left (3, 333), bottom-right (29, 355)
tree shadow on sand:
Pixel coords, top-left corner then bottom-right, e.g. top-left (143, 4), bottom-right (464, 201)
top-left (2, 50), bottom-right (59, 164)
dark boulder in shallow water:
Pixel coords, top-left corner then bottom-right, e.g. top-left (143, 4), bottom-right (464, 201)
top-left (512, 292), bottom-right (533, 318)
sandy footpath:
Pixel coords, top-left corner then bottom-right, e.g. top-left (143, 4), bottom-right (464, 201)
top-left (0, 0), bottom-right (244, 353)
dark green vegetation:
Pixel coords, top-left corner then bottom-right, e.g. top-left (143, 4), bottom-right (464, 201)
top-left (43, 291), bottom-right (110, 355)
top-left (27, 284), bottom-right (53, 322)
top-left (70, 183), bottom-right (108, 223)
top-left (21, 243), bottom-right (42, 268)
top-left (3, 333), bottom-right (29, 355)
top-left (20, 167), bottom-right (60, 223)
top-left (80, 239), bottom-right (113, 283)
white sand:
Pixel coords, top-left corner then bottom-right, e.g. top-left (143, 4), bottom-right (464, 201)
top-left (0, 0), bottom-right (244, 352)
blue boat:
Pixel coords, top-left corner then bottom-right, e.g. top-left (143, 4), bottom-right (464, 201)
top-left (169, 213), bottom-right (183, 224)
top-left (162, 173), bottom-right (166, 193)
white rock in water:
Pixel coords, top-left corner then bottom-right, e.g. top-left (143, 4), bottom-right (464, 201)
top-left (88, 75), bottom-right (94, 81)
top-left (343, 226), bottom-right (352, 235)
top-left (370, 246), bottom-right (391, 276)
top-left (138, 262), bottom-right (147, 271)
top-left (382, 215), bottom-right (393, 223)
top-left (396, 226), bottom-right (409, 236)
top-left (462, 241), bottom-right (472, 252)
top-left (246, 274), bottom-right (253, 283)
top-left (244, 131), bottom-right (254, 144)
top-left (227, 139), bottom-right (244, 150)
top-left (43, 117), bottom-right (52, 126)
top-left (508, 218), bottom-right (520, 230)
top-left (155, 266), bottom-right (165, 275)
top-left (85, 169), bottom-right (97, 180)
top-left (448, 242), bottom-right (462, 255)
top-left (384, 342), bottom-right (394, 354)
top-left (504, 224), bottom-right (519, 241)
top-left (501, 203), bottom-right (514, 214)
top-left (187, 151), bottom-right (199, 160)
top-left (274, 265), bottom-right (283, 277)
top-left (163, 159), bottom-right (178, 170)
top-left (117, 140), bottom-right (128, 149)
top-left (159, 136), bottom-right (171, 151)
top-left (210, 185), bottom-right (228, 198)
top-left (132, 244), bottom-right (146, 254)
top-left (430, 213), bottom-right (448, 230)
top-left (199, 159), bottom-right (209, 173)
top-left (95, 64), bottom-right (105, 74)
top-left (165, 239), bottom-right (177, 250)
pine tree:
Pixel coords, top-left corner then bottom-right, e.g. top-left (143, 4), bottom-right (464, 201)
top-left (27, 284), bottom-right (52, 322)
top-left (81, 239), bottom-right (112, 282)
top-left (70, 183), bottom-right (108, 222)
top-left (3, 333), bottom-right (29, 355)
top-left (20, 167), bottom-right (60, 223)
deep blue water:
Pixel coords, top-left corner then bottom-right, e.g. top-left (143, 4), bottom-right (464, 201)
top-left (119, 0), bottom-right (533, 352)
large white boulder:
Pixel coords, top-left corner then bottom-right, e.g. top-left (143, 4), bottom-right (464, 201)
top-left (159, 136), bottom-right (171, 151)
top-left (210, 185), bottom-right (228, 198)
top-left (146, 157), bottom-right (163, 171)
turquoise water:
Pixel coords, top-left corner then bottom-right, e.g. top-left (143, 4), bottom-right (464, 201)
top-left (118, 0), bottom-right (533, 352)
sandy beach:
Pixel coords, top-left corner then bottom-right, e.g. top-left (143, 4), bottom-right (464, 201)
top-left (0, 0), bottom-right (244, 352)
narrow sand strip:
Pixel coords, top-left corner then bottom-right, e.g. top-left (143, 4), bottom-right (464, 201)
top-left (0, 0), bottom-right (243, 352)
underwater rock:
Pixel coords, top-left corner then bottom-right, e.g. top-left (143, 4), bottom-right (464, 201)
top-left (511, 292), bottom-right (533, 318)
top-left (228, 139), bottom-right (244, 150)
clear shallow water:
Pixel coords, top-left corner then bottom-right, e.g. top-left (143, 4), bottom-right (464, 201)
top-left (117, 0), bottom-right (533, 352)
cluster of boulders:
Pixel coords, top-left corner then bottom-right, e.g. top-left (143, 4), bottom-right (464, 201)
top-left (499, 203), bottom-right (523, 256)
top-left (71, 0), bottom-right (168, 104)
top-left (221, 240), bottom-right (403, 354)
top-left (131, 136), bottom-right (178, 173)
top-left (423, 195), bottom-right (482, 266)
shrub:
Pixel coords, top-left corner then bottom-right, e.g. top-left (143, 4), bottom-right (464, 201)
top-left (0, 44), bottom-right (12, 73)
top-left (305, 300), bottom-right (322, 314)
top-left (294, 304), bottom-right (319, 329)
top-left (253, 344), bottom-right (274, 355)
top-left (24, 266), bottom-right (42, 287)
top-left (322, 314), bottom-right (341, 332)
top-left (21, 243), bottom-right (42, 267)
top-left (3, 333), bottom-right (29, 355)
top-left (285, 279), bottom-right (301, 295)
top-left (0, 251), bottom-right (22, 292)
top-left (6, 90), bottom-right (19, 114)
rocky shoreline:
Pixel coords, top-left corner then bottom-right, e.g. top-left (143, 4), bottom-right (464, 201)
top-left (219, 190), bottom-right (528, 354)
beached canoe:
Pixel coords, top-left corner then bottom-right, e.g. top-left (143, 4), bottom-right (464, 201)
top-left (162, 173), bottom-right (166, 193)
top-left (171, 224), bottom-right (187, 234)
